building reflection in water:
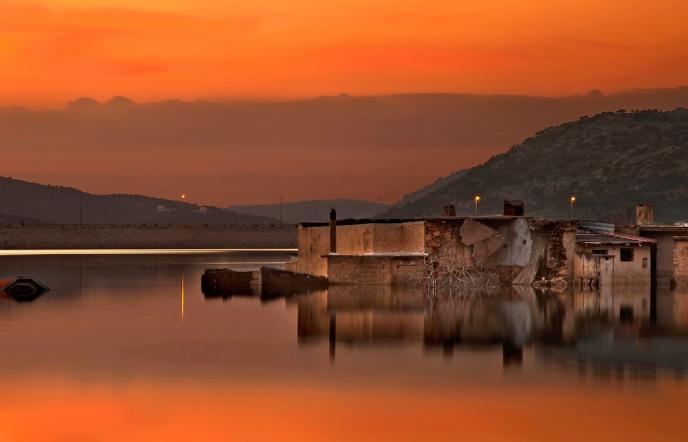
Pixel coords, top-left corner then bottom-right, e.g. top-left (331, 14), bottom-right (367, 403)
top-left (296, 282), bottom-right (688, 375)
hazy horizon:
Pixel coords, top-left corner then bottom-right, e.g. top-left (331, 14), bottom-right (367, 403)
top-left (2, 87), bottom-right (688, 206)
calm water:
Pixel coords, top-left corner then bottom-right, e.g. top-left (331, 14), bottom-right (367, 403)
top-left (0, 251), bottom-right (687, 441)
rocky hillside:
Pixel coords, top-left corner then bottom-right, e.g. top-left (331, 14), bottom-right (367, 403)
top-left (0, 176), bottom-right (276, 225)
top-left (383, 109), bottom-right (688, 222)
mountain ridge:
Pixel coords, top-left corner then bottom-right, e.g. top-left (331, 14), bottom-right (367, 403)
top-left (2, 86), bottom-right (688, 205)
top-left (0, 176), bottom-right (277, 225)
top-left (382, 108), bottom-right (688, 223)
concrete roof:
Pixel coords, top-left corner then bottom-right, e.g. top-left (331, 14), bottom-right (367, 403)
top-left (635, 225), bottom-right (688, 232)
top-left (299, 215), bottom-right (527, 228)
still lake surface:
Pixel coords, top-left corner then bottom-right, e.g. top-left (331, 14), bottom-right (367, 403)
top-left (0, 251), bottom-right (687, 441)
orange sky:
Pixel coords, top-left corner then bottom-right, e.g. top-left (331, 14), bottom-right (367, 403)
top-left (1, 0), bottom-right (687, 107)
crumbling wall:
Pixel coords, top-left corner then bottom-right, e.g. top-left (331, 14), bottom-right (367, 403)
top-left (573, 253), bottom-right (600, 279)
top-left (424, 219), bottom-right (466, 259)
top-left (518, 220), bottom-right (576, 287)
top-left (673, 238), bottom-right (688, 288)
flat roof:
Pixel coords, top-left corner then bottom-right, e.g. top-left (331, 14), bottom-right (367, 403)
top-left (577, 231), bottom-right (656, 246)
top-left (636, 225), bottom-right (688, 232)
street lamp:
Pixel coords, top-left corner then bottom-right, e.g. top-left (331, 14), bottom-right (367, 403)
top-left (474, 195), bottom-right (480, 216)
top-left (180, 193), bottom-right (187, 225)
top-left (570, 196), bottom-right (576, 219)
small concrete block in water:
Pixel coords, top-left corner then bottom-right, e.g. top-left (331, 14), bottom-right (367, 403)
top-left (201, 268), bottom-right (255, 297)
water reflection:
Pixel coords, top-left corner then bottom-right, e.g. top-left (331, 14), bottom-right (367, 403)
top-left (297, 283), bottom-right (688, 375)
top-left (1, 252), bottom-right (688, 441)
top-left (1, 252), bottom-right (688, 381)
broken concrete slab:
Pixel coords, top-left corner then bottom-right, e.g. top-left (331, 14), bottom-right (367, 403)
top-left (472, 234), bottom-right (505, 265)
top-left (460, 218), bottom-right (499, 246)
top-left (260, 267), bottom-right (328, 298)
top-left (201, 268), bottom-right (256, 297)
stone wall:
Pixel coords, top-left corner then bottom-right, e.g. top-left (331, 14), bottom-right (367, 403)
top-left (295, 222), bottom-right (426, 277)
top-left (327, 255), bottom-right (424, 285)
top-left (673, 238), bottom-right (688, 287)
top-left (0, 224), bottom-right (296, 249)
top-left (297, 218), bottom-right (577, 287)
top-left (528, 220), bottom-right (577, 286)
top-left (423, 219), bottom-right (464, 257)
top-left (574, 244), bottom-right (651, 282)
top-left (296, 225), bottom-right (330, 276)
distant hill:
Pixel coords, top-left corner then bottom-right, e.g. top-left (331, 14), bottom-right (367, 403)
top-left (382, 109), bottom-right (688, 223)
top-left (2, 87), bottom-right (688, 206)
top-left (0, 213), bottom-right (43, 225)
top-left (0, 177), bottom-right (277, 225)
top-left (229, 199), bottom-right (390, 223)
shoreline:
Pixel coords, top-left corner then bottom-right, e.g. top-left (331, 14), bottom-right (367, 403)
top-left (0, 248), bottom-right (297, 256)
top-left (0, 224), bottom-right (297, 250)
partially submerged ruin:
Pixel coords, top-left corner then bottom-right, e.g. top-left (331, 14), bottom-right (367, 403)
top-left (288, 204), bottom-right (577, 288)
top-left (203, 202), bottom-right (688, 296)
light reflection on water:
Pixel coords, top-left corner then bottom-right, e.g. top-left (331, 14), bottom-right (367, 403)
top-left (0, 251), bottom-right (687, 441)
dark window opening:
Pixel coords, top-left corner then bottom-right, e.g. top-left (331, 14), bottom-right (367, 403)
top-left (620, 306), bottom-right (634, 323)
top-left (642, 257), bottom-right (648, 268)
top-left (620, 248), bottom-right (634, 262)
top-left (592, 249), bottom-right (608, 255)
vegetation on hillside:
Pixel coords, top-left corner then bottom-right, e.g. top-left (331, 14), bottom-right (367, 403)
top-left (384, 109), bottom-right (688, 222)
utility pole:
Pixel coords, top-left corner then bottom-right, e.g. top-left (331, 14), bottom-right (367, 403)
top-left (79, 194), bottom-right (83, 225)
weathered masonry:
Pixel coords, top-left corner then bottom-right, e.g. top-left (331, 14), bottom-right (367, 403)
top-left (618, 204), bottom-right (688, 288)
top-left (288, 212), bottom-right (577, 287)
top-left (574, 222), bottom-right (654, 286)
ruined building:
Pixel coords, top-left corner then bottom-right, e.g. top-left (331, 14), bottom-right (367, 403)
top-left (288, 204), bottom-right (577, 288)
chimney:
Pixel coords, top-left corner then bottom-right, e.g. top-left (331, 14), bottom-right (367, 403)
top-left (329, 208), bottom-right (337, 253)
top-left (636, 203), bottom-right (654, 226)
top-left (503, 200), bottom-right (525, 216)
top-left (442, 205), bottom-right (456, 217)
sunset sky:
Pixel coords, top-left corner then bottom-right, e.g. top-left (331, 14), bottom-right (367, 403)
top-left (2, 0), bottom-right (687, 107)
top-left (1, 0), bottom-right (687, 206)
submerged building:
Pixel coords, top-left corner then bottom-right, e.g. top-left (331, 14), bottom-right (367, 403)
top-left (573, 222), bottom-right (655, 286)
top-left (288, 204), bottom-right (577, 287)
top-left (289, 202), bottom-right (688, 289)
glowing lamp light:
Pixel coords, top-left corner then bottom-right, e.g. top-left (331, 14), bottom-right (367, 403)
top-left (474, 195), bottom-right (481, 202)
